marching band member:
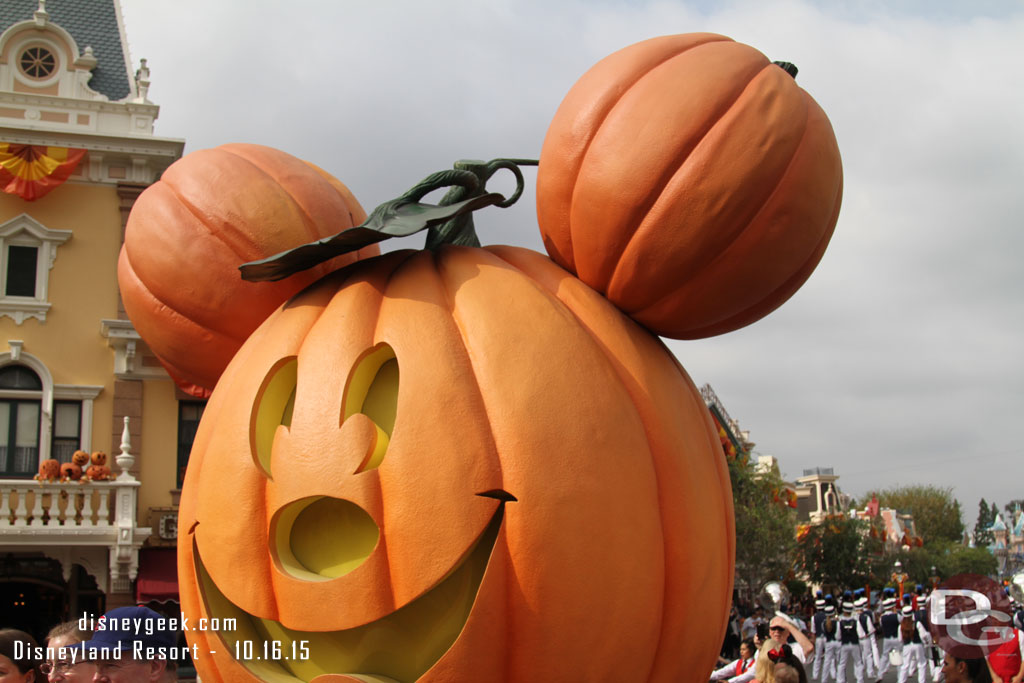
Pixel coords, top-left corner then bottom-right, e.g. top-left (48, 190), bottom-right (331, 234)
top-left (838, 600), bottom-right (866, 683)
top-left (711, 638), bottom-right (758, 683)
top-left (821, 603), bottom-right (841, 683)
top-left (877, 596), bottom-right (904, 681)
top-left (898, 604), bottom-right (930, 683)
top-left (813, 595), bottom-right (828, 680)
top-left (855, 595), bottom-right (881, 679)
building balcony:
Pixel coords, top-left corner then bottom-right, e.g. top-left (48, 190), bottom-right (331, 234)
top-left (0, 418), bottom-right (150, 595)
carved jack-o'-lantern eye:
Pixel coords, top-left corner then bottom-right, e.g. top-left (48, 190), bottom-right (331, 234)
top-left (249, 344), bottom-right (400, 478)
top-left (341, 343), bottom-right (399, 473)
top-left (249, 356), bottom-right (297, 479)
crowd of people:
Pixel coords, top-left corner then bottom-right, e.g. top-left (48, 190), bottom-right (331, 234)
top-left (714, 587), bottom-right (1024, 683)
top-left (0, 605), bottom-right (183, 683)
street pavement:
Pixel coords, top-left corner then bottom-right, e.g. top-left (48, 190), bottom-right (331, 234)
top-left (809, 646), bottom-right (943, 683)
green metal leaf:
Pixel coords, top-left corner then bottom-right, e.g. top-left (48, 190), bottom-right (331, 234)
top-left (239, 159), bottom-right (536, 283)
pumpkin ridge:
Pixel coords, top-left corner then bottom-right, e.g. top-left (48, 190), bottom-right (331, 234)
top-left (618, 81), bottom-right (811, 321)
top-left (669, 351), bottom-right (736, 668)
top-left (559, 36), bottom-right (732, 278)
top-left (120, 246), bottom-right (251, 346)
top-left (607, 62), bottom-right (804, 306)
top-left (159, 179), bottom-right (261, 264)
top-left (572, 46), bottom-right (769, 292)
top-left (221, 145), bottom-right (348, 246)
top-left (627, 90), bottom-right (827, 334)
top-left (369, 251), bottom-right (423, 613)
top-left (484, 246), bottom-right (669, 677)
top-left (666, 189), bottom-right (839, 339)
top-left (429, 247), bottom-right (508, 494)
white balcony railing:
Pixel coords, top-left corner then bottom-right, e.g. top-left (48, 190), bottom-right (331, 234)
top-left (0, 479), bottom-right (128, 530)
top-left (0, 417), bottom-right (151, 594)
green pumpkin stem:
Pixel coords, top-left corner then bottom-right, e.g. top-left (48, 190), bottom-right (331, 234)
top-left (773, 61), bottom-right (799, 79)
top-left (239, 158), bottom-right (537, 283)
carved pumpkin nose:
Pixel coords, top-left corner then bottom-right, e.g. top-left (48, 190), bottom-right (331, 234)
top-left (272, 496), bottom-right (379, 581)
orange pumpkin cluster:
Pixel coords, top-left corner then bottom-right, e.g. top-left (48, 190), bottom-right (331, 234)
top-left (35, 452), bottom-right (112, 483)
top-left (119, 32), bottom-right (841, 683)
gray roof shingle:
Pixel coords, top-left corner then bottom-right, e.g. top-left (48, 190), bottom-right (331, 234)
top-left (0, 0), bottom-right (132, 101)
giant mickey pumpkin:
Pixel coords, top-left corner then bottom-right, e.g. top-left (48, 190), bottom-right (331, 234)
top-left (118, 144), bottom-right (379, 395)
top-left (178, 245), bottom-right (734, 682)
top-left (536, 33), bottom-right (843, 339)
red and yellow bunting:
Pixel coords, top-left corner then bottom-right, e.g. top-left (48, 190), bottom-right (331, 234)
top-left (0, 143), bottom-right (86, 201)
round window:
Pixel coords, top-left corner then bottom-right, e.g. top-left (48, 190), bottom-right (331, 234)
top-left (19, 46), bottom-right (57, 79)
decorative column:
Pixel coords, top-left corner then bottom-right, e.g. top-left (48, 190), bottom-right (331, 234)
top-left (106, 417), bottom-right (148, 607)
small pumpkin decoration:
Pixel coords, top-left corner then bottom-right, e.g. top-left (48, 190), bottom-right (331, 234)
top-left (536, 33), bottom-right (843, 339)
top-left (178, 244), bottom-right (733, 682)
top-left (90, 451), bottom-right (107, 466)
top-left (38, 459), bottom-right (60, 481)
top-left (71, 450), bottom-right (90, 467)
top-left (118, 143), bottom-right (381, 396)
top-left (86, 464), bottom-right (111, 481)
top-left (60, 462), bottom-right (82, 481)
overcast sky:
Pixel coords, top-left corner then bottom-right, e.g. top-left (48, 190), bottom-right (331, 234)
top-left (118, 0), bottom-right (1023, 529)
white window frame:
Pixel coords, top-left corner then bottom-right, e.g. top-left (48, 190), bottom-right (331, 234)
top-left (0, 214), bottom-right (71, 324)
top-left (0, 349), bottom-right (101, 472)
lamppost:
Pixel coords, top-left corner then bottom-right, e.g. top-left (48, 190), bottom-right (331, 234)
top-left (930, 565), bottom-right (940, 590)
top-left (892, 560), bottom-right (909, 602)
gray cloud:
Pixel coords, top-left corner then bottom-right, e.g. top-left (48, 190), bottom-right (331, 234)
top-left (120, 0), bottom-right (1024, 525)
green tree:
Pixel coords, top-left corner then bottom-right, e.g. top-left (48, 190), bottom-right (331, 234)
top-left (730, 456), bottom-right (797, 597)
top-left (975, 499), bottom-right (994, 547)
top-left (793, 515), bottom-right (873, 593)
top-left (944, 545), bottom-right (998, 577)
top-left (868, 485), bottom-right (964, 546)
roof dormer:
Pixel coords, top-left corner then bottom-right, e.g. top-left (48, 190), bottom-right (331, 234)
top-left (0, 1), bottom-right (110, 101)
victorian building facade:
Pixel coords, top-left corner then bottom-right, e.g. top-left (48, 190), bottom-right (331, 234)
top-left (0, 0), bottom-right (186, 644)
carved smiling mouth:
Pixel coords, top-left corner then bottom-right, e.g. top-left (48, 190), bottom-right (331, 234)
top-left (193, 496), bottom-right (509, 683)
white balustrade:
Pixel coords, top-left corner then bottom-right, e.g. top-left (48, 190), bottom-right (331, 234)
top-left (0, 479), bottom-right (127, 529)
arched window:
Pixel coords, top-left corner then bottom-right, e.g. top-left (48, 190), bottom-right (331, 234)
top-left (0, 365), bottom-right (42, 476)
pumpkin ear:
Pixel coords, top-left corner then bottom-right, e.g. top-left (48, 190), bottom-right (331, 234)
top-left (342, 343), bottom-right (399, 473)
top-left (249, 356), bottom-right (297, 479)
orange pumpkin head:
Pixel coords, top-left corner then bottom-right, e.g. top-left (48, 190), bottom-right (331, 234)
top-left (60, 463), bottom-right (82, 481)
top-left (178, 245), bottom-right (734, 682)
top-left (38, 459), bottom-right (60, 481)
top-left (118, 143), bottom-right (380, 396)
top-left (90, 451), bottom-right (107, 467)
top-left (85, 464), bottom-right (111, 481)
top-left (537, 33), bottom-right (843, 339)
top-left (71, 450), bottom-right (90, 467)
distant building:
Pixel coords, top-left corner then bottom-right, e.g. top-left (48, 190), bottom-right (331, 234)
top-left (700, 383), bottom-right (753, 460)
top-left (795, 467), bottom-right (845, 524)
top-left (850, 497), bottom-right (923, 551)
top-left (989, 505), bottom-right (1024, 576)
top-left (700, 385), bottom-right (797, 509)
